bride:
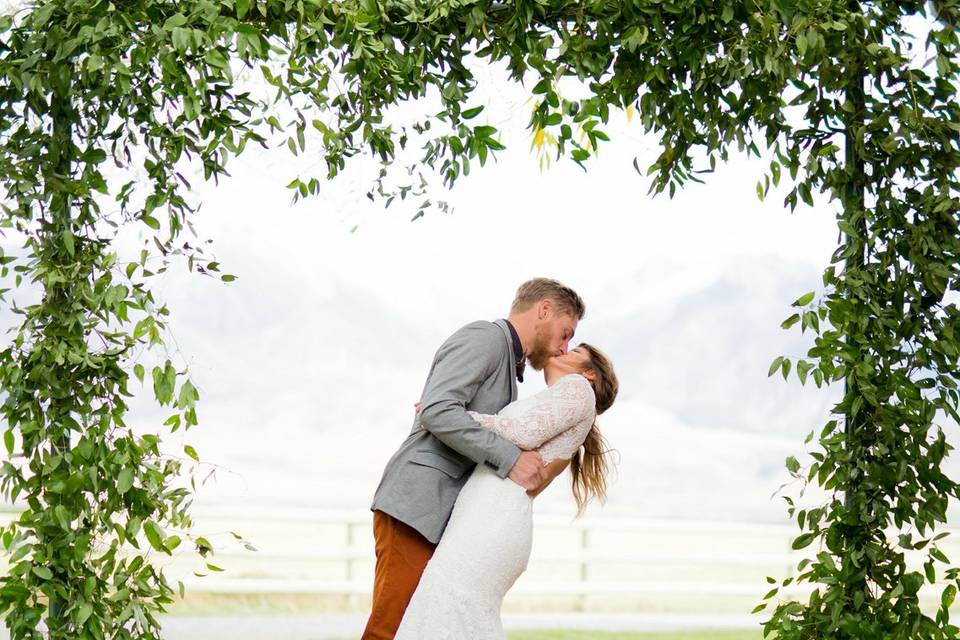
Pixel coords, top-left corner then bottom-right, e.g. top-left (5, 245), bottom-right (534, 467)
top-left (394, 343), bottom-right (618, 639)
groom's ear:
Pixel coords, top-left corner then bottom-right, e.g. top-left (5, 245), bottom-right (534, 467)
top-left (537, 298), bottom-right (553, 319)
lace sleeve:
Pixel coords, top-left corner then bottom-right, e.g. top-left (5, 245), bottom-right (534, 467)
top-left (467, 375), bottom-right (596, 454)
top-left (535, 409), bottom-right (595, 464)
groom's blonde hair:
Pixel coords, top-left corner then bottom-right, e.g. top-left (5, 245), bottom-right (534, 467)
top-left (510, 278), bottom-right (586, 319)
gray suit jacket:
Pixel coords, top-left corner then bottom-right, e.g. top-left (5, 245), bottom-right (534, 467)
top-left (370, 319), bottom-right (523, 543)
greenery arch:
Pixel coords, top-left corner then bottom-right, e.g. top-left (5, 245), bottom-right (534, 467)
top-left (0, 0), bottom-right (957, 638)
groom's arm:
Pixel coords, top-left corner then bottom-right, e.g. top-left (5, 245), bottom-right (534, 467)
top-left (418, 323), bottom-right (523, 479)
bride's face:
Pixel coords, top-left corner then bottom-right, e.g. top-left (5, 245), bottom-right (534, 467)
top-left (543, 346), bottom-right (594, 382)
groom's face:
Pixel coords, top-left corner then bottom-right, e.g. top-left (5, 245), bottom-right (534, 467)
top-left (528, 305), bottom-right (578, 371)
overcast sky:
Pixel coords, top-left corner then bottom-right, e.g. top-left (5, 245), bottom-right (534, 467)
top-left (87, 58), bottom-right (857, 525)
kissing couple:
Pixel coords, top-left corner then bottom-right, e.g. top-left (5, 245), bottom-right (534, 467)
top-left (362, 277), bottom-right (619, 640)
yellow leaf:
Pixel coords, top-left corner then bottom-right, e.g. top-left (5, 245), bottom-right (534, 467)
top-left (626, 105), bottom-right (635, 122)
top-left (533, 128), bottom-right (545, 150)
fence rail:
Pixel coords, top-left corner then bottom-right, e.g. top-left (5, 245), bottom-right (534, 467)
top-left (3, 505), bottom-right (958, 602)
top-left (160, 508), bottom-right (960, 601)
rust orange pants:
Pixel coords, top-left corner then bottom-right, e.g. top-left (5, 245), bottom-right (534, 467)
top-left (361, 510), bottom-right (437, 640)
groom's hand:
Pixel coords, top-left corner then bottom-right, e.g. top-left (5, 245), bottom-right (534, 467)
top-left (507, 451), bottom-right (548, 491)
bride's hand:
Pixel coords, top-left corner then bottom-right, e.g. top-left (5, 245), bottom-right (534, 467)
top-left (526, 458), bottom-right (571, 497)
top-left (507, 451), bottom-right (547, 491)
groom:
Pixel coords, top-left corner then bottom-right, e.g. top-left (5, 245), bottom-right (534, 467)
top-left (361, 277), bottom-right (586, 640)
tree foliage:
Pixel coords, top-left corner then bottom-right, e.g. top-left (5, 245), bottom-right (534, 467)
top-left (0, 0), bottom-right (957, 637)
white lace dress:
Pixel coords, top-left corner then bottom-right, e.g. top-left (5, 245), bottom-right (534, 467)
top-left (394, 373), bottom-right (597, 640)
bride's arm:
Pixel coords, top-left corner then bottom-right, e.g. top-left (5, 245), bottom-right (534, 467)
top-left (466, 375), bottom-right (595, 450)
top-left (526, 458), bottom-right (571, 498)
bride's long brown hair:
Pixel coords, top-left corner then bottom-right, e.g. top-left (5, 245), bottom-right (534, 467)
top-left (570, 343), bottom-right (619, 516)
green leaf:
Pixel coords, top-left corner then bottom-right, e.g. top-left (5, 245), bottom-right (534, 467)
top-left (177, 380), bottom-right (199, 409)
top-left (143, 521), bottom-right (166, 552)
top-left (768, 356), bottom-right (784, 377)
top-left (195, 536), bottom-right (214, 556)
top-left (163, 14), bottom-right (188, 30)
top-left (3, 430), bottom-right (13, 455)
top-left (54, 505), bottom-right (71, 530)
top-left (622, 25), bottom-right (649, 50)
top-left (793, 291), bottom-right (815, 306)
top-left (184, 445), bottom-right (199, 462)
top-left (236, 0), bottom-right (251, 19)
top-left (943, 584), bottom-right (956, 609)
top-left (77, 602), bottom-right (93, 625)
top-left (83, 148), bottom-right (107, 164)
top-left (792, 532), bottom-right (817, 550)
top-left (204, 49), bottom-right (229, 70)
top-left (32, 566), bottom-right (53, 580)
top-left (61, 229), bottom-right (75, 256)
top-left (461, 106), bottom-right (484, 119)
top-left (786, 456), bottom-right (800, 474)
top-left (117, 468), bottom-right (133, 494)
top-left (10, 543), bottom-right (32, 564)
top-left (30, 3), bottom-right (55, 27)
top-left (781, 313), bottom-right (800, 329)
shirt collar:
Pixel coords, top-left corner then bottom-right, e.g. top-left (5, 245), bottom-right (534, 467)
top-left (504, 319), bottom-right (525, 383)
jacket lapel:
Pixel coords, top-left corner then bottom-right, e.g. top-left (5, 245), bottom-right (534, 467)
top-left (493, 319), bottom-right (519, 402)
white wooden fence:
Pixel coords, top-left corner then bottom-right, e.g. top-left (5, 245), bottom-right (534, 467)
top-left (166, 508), bottom-right (956, 601)
top-left (3, 506), bottom-right (958, 604)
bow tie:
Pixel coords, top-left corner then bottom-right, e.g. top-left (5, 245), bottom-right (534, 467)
top-left (516, 357), bottom-right (526, 383)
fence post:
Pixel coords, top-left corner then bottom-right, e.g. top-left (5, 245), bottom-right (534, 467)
top-left (577, 527), bottom-right (590, 611)
top-left (346, 520), bottom-right (358, 609)
top-left (345, 521), bottom-right (356, 582)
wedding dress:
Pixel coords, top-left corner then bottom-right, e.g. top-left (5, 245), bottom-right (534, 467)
top-left (394, 373), bottom-right (597, 640)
